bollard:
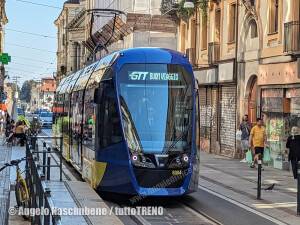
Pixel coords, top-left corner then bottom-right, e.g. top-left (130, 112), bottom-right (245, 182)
top-left (297, 161), bottom-right (300, 216)
top-left (257, 159), bottom-right (262, 200)
top-left (47, 156), bottom-right (51, 180)
top-left (47, 147), bottom-right (51, 180)
top-left (42, 150), bottom-right (46, 176)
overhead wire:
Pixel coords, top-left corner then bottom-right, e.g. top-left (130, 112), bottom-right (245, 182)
top-left (6, 43), bottom-right (56, 53)
top-left (10, 55), bottom-right (55, 65)
top-left (14, 0), bottom-right (62, 10)
top-left (6, 28), bottom-right (56, 39)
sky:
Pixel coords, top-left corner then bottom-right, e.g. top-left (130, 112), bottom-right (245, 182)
top-left (4, 0), bottom-right (64, 86)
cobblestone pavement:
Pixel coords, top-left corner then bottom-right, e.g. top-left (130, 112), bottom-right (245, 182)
top-left (0, 138), bottom-right (12, 225)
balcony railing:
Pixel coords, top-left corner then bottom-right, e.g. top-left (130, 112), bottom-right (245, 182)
top-left (208, 42), bottom-right (220, 65)
top-left (186, 48), bottom-right (196, 66)
top-left (284, 21), bottom-right (300, 54)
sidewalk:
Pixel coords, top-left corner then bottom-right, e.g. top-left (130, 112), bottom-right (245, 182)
top-left (200, 151), bottom-right (300, 225)
top-left (0, 137), bottom-right (12, 225)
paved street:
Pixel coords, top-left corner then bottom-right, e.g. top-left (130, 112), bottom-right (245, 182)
top-left (0, 137), bottom-right (12, 225)
top-left (1, 0), bottom-right (300, 224)
top-left (197, 152), bottom-right (300, 225)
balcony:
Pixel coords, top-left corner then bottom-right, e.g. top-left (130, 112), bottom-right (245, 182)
top-left (186, 48), bottom-right (196, 66)
top-left (208, 42), bottom-right (220, 65)
top-left (284, 21), bottom-right (300, 54)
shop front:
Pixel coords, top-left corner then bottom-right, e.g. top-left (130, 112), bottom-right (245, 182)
top-left (195, 67), bottom-right (219, 154)
top-left (258, 60), bottom-right (300, 170)
top-left (195, 60), bottom-right (237, 158)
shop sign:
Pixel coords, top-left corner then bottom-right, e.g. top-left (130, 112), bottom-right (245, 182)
top-left (262, 98), bottom-right (283, 112)
top-left (194, 68), bottom-right (217, 84)
top-left (218, 62), bottom-right (234, 82)
top-left (262, 89), bottom-right (284, 98)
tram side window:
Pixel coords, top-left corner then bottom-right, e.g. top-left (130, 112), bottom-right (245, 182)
top-left (98, 80), bottom-right (123, 148)
top-left (62, 94), bottom-right (70, 134)
top-left (83, 88), bottom-right (96, 149)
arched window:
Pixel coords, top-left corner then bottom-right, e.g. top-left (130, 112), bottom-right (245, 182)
top-left (249, 19), bottom-right (258, 38)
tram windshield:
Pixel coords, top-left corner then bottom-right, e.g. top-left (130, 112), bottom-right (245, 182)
top-left (118, 64), bottom-right (193, 154)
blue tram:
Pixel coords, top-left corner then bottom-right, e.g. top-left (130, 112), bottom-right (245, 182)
top-left (53, 48), bottom-right (199, 196)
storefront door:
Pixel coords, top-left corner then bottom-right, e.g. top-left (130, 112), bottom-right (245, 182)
top-left (248, 77), bottom-right (258, 125)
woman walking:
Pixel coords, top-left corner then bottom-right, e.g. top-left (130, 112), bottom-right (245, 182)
top-left (286, 127), bottom-right (300, 179)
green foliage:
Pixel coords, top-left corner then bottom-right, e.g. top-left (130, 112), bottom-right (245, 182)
top-left (160, 0), bottom-right (209, 22)
top-left (20, 80), bottom-right (37, 103)
top-left (17, 115), bottom-right (30, 127)
top-left (176, 0), bottom-right (197, 22)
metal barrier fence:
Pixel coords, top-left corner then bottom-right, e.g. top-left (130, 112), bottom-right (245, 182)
top-left (25, 135), bottom-right (63, 225)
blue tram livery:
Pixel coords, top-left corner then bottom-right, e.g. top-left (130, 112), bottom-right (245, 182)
top-left (53, 48), bottom-right (199, 196)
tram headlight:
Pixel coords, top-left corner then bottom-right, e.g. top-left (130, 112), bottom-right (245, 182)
top-left (132, 154), bottom-right (138, 161)
top-left (182, 154), bottom-right (189, 163)
top-left (130, 153), bottom-right (155, 168)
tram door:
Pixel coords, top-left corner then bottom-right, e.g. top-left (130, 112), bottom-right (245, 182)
top-left (95, 80), bottom-right (123, 156)
top-left (70, 90), bottom-right (83, 169)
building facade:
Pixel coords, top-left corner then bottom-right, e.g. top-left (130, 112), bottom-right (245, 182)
top-left (55, 0), bottom-right (86, 84)
top-left (0, 0), bottom-right (8, 111)
top-left (176, 0), bottom-right (300, 168)
top-left (40, 78), bottom-right (56, 111)
top-left (238, 0), bottom-right (300, 169)
top-left (29, 81), bottom-right (42, 112)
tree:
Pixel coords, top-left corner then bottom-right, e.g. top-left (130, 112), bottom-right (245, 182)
top-left (20, 80), bottom-right (37, 103)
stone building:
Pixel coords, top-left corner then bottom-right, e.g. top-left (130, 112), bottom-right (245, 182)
top-left (238, 0), bottom-right (300, 169)
top-left (29, 81), bottom-right (42, 112)
top-left (0, 0), bottom-right (8, 111)
top-left (55, 0), bottom-right (86, 84)
top-left (176, 0), bottom-right (300, 166)
top-left (40, 78), bottom-right (56, 111)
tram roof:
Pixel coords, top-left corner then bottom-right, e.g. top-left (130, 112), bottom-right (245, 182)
top-left (116, 48), bottom-right (190, 66)
top-left (57, 48), bottom-right (190, 94)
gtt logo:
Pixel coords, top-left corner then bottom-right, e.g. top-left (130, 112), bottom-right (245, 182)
top-left (129, 71), bottom-right (148, 80)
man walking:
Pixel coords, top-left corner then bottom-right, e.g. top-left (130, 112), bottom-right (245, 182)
top-left (249, 118), bottom-right (266, 168)
top-left (239, 115), bottom-right (251, 162)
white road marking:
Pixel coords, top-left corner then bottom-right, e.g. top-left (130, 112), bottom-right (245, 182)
top-left (199, 185), bottom-right (289, 225)
top-left (253, 202), bottom-right (297, 209)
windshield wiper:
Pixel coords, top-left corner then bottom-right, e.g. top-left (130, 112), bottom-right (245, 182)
top-left (163, 122), bottom-right (192, 154)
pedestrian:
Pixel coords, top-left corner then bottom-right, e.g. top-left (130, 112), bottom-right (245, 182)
top-left (0, 110), bottom-right (4, 135)
top-left (249, 118), bottom-right (266, 168)
top-left (239, 114), bottom-right (251, 162)
top-left (286, 126), bottom-right (300, 179)
top-left (15, 121), bottom-right (27, 146)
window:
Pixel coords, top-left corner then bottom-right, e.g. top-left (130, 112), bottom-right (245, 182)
top-left (215, 9), bottom-right (221, 43)
top-left (98, 80), bottom-right (122, 149)
top-left (269, 0), bottom-right (279, 34)
top-left (228, 3), bottom-right (237, 43)
top-left (201, 14), bottom-right (208, 50)
top-left (249, 19), bottom-right (258, 38)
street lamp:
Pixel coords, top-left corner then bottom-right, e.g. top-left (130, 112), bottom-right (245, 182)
top-left (183, 0), bottom-right (195, 9)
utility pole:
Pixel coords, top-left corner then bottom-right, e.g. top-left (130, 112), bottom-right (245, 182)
top-left (10, 75), bottom-right (21, 120)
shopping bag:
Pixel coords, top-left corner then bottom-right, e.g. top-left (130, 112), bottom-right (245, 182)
top-left (236, 130), bottom-right (242, 141)
top-left (263, 147), bottom-right (271, 163)
top-left (246, 149), bottom-right (253, 164)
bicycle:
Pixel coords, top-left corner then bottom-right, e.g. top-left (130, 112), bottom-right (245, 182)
top-left (0, 157), bottom-right (30, 220)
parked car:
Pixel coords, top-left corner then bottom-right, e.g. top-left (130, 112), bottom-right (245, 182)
top-left (39, 112), bottom-right (53, 128)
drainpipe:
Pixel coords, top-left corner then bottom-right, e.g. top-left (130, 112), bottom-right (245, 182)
top-left (234, 0), bottom-right (240, 158)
